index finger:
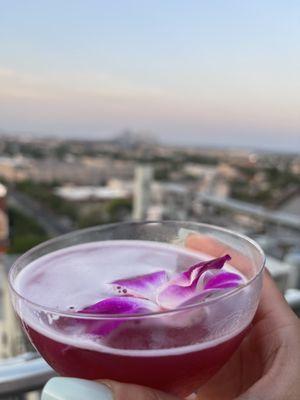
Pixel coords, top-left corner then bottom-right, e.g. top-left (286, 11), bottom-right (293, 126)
top-left (185, 233), bottom-right (297, 325)
top-left (254, 270), bottom-right (298, 326)
top-left (185, 233), bottom-right (258, 278)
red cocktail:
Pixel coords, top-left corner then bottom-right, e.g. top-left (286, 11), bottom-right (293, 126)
top-left (9, 222), bottom-right (265, 397)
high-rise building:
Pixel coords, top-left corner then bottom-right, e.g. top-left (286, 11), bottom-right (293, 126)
top-left (0, 184), bottom-right (28, 359)
top-left (0, 256), bottom-right (28, 359)
top-left (132, 164), bottom-right (153, 220)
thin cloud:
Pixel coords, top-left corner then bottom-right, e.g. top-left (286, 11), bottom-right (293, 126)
top-left (0, 68), bottom-right (166, 101)
top-left (0, 67), bottom-right (299, 150)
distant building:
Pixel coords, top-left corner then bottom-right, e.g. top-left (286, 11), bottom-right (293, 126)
top-left (210, 176), bottom-right (230, 198)
top-left (184, 164), bottom-right (216, 180)
top-left (0, 156), bottom-right (134, 185)
top-left (0, 186), bottom-right (29, 359)
top-left (184, 163), bottom-right (232, 199)
top-left (151, 182), bottom-right (190, 220)
top-left (113, 130), bottom-right (156, 150)
top-left (279, 191), bottom-right (300, 217)
top-left (147, 205), bottom-right (164, 220)
top-left (0, 156), bottom-right (30, 182)
top-left (0, 255), bottom-right (28, 359)
top-left (133, 164), bottom-right (153, 220)
top-left (0, 183), bottom-right (9, 252)
top-left (55, 185), bottom-right (131, 202)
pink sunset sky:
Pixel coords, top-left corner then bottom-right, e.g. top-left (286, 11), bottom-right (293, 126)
top-left (1, 1), bottom-right (299, 151)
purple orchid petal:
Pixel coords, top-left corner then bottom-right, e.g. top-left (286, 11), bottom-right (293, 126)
top-left (81, 296), bottom-right (159, 315)
top-left (171, 254), bottom-right (231, 287)
top-left (156, 279), bottom-right (198, 309)
top-left (179, 273), bottom-right (243, 308)
top-left (178, 288), bottom-right (225, 307)
top-left (157, 255), bottom-right (231, 309)
top-left (75, 253), bottom-right (236, 337)
top-left (79, 296), bottom-right (160, 336)
top-left (112, 270), bottom-right (168, 301)
top-left (204, 271), bottom-right (242, 290)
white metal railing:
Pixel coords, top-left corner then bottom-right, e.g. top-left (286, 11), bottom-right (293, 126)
top-left (198, 193), bottom-right (300, 230)
top-left (0, 354), bottom-right (55, 398)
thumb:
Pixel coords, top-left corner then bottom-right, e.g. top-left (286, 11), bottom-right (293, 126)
top-left (42, 377), bottom-right (180, 400)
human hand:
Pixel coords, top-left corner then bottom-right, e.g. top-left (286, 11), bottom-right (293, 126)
top-left (195, 270), bottom-right (300, 400)
top-left (184, 234), bottom-right (300, 400)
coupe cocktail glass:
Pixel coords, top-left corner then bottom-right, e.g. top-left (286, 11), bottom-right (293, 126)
top-left (9, 221), bottom-right (265, 397)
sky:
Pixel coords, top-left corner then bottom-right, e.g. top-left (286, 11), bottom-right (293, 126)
top-left (0, 1), bottom-right (299, 151)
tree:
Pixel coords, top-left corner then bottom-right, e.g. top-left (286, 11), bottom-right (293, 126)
top-left (106, 198), bottom-right (132, 222)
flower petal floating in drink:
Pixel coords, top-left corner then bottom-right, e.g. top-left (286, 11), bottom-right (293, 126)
top-left (203, 271), bottom-right (242, 290)
top-left (112, 270), bottom-right (168, 302)
top-left (157, 254), bottom-right (233, 309)
top-left (80, 296), bottom-right (160, 335)
top-left (80, 254), bottom-right (243, 322)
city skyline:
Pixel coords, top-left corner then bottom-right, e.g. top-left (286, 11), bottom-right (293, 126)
top-left (1, 1), bottom-right (299, 151)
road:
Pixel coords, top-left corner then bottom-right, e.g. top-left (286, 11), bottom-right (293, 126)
top-left (8, 189), bottom-right (73, 237)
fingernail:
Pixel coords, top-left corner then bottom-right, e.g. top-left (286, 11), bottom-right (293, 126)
top-left (42, 377), bottom-right (114, 400)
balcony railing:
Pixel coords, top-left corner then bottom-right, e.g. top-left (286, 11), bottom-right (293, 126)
top-left (198, 193), bottom-right (300, 231)
top-left (0, 353), bottom-right (55, 399)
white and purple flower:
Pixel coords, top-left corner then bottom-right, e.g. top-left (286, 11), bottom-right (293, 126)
top-left (81, 254), bottom-right (243, 318)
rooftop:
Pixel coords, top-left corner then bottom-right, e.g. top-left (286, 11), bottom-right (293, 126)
top-left (55, 186), bottom-right (131, 201)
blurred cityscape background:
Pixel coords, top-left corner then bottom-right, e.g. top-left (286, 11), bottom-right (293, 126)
top-left (0, 1), bottom-right (300, 398)
top-left (0, 132), bottom-right (299, 361)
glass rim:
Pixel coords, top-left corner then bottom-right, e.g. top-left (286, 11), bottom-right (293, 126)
top-left (9, 220), bottom-right (266, 320)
